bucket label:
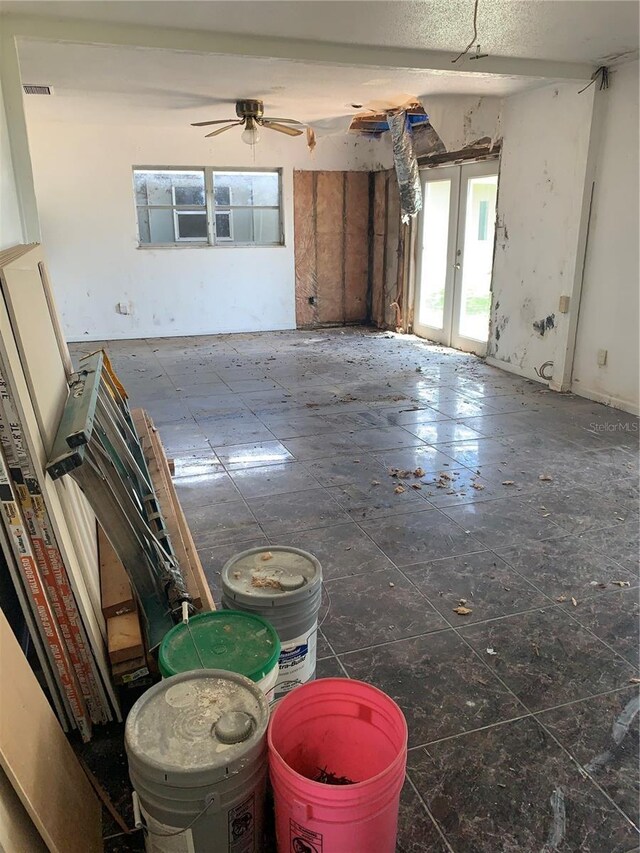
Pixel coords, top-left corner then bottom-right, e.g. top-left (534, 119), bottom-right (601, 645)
top-left (290, 819), bottom-right (323, 853)
top-left (228, 792), bottom-right (255, 853)
top-left (275, 623), bottom-right (317, 699)
top-left (142, 808), bottom-right (195, 853)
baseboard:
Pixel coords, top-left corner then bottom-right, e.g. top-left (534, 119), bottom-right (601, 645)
top-left (570, 383), bottom-right (639, 416)
top-left (485, 356), bottom-right (547, 387)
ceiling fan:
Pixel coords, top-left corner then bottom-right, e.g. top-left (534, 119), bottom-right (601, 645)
top-left (191, 99), bottom-right (304, 145)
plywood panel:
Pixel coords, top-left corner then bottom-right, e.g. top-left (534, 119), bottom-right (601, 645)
top-left (385, 177), bottom-right (401, 329)
top-left (0, 610), bottom-right (102, 853)
top-left (316, 171), bottom-right (345, 324)
top-left (293, 171), bottom-right (317, 327)
top-left (344, 172), bottom-right (370, 323)
top-left (0, 766), bottom-right (47, 853)
top-left (371, 171), bottom-right (388, 327)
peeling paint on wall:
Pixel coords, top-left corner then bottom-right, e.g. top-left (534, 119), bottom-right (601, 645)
top-left (532, 314), bottom-right (556, 336)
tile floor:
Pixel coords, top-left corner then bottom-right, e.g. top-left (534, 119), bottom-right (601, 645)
top-left (70, 328), bottom-right (640, 852)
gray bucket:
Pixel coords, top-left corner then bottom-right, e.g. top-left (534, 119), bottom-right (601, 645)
top-left (125, 669), bottom-right (269, 852)
top-left (221, 546), bottom-right (322, 700)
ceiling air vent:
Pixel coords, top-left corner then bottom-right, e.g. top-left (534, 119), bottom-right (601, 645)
top-left (23, 84), bottom-right (53, 95)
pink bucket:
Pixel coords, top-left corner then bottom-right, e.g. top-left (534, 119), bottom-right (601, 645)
top-left (268, 677), bottom-right (407, 853)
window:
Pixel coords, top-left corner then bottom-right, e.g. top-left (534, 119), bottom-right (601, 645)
top-left (133, 168), bottom-right (283, 247)
top-left (477, 199), bottom-right (489, 241)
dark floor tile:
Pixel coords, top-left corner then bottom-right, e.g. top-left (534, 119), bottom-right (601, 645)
top-left (563, 588), bottom-right (640, 666)
top-left (301, 454), bottom-right (387, 488)
top-left (438, 437), bottom-right (521, 469)
top-left (459, 412), bottom-right (534, 438)
top-left (577, 521), bottom-right (640, 575)
top-left (419, 467), bottom-right (509, 507)
top-left (340, 631), bottom-right (524, 747)
top-left (321, 567), bottom-right (447, 654)
top-left (201, 421), bottom-right (276, 448)
top-left (228, 461), bottom-right (320, 498)
top-left (518, 484), bottom-right (632, 535)
top-left (154, 420), bottom-right (210, 452)
top-left (404, 551), bottom-right (547, 624)
top-left (262, 414), bottom-right (336, 439)
top-left (169, 449), bottom-right (224, 477)
top-left (397, 779), bottom-right (449, 853)
top-left (282, 432), bottom-right (361, 460)
top-left (327, 479), bottom-right (430, 521)
top-left (537, 688), bottom-right (640, 825)
top-left (315, 655), bottom-right (347, 679)
top-left (443, 497), bottom-right (566, 548)
top-left (276, 522), bottom-right (393, 580)
top-left (247, 488), bottom-right (350, 536)
top-left (174, 471), bottom-right (240, 510)
top-left (407, 716), bottom-right (639, 852)
top-left (213, 440), bottom-right (293, 470)
top-left (402, 420), bottom-right (485, 445)
top-left (350, 426), bottom-right (425, 452)
top-left (361, 509), bottom-right (485, 567)
top-left (496, 536), bottom-right (637, 601)
top-left (374, 445), bottom-right (462, 475)
top-left (187, 500), bottom-right (263, 549)
top-left (430, 397), bottom-right (497, 419)
top-left (458, 608), bottom-right (636, 712)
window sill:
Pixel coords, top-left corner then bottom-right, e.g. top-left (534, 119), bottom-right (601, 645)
top-left (136, 243), bottom-right (286, 250)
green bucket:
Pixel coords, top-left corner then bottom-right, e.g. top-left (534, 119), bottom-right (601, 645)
top-left (159, 611), bottom-right (281, 700)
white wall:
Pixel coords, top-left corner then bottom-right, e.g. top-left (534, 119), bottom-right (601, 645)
top-left (487, 82), bottom-right (594, 378)
top-left (571, 61), bottom-right (639, 413)
top-left (0, 78), bottom-right (24, 250)
top-left (26, 118), bottom-right (379, 340)
top-left (424, 95), bottom-right (503, 152)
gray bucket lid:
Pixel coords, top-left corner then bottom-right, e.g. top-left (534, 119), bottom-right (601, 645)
top-left (125, 669), bottom-right (268, 780)
top-left (222, 546), bottom-right (322, 604)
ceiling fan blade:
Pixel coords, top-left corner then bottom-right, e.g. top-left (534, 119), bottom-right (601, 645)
top-left (205, 121), bottom-right (244, 138)
top-left (191, 118), bottom-right (237, 127)
top-left (262, 121), bottom-right (304, 137)
top-left (263, 117), bottom-right (304, 125)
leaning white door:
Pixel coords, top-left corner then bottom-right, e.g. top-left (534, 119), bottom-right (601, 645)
top-left (414, 165), bottom-right (460, 345)
top-left (414, 160), bottom-right (498, 357)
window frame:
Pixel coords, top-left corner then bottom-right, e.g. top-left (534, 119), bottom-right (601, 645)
top-left (133, 166), bottom-right (284, 248)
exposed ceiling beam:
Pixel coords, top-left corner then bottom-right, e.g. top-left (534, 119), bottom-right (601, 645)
top-left (2, 13), bottom-right (595, 81)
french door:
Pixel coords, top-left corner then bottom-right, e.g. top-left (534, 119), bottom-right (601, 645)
top-left (414, 160), bottom-right (499, 356)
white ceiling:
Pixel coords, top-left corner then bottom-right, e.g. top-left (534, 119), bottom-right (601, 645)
top-left (5, 0), bottom-right (640, 64)
top-left (17, 39), bottom-right (541, 127)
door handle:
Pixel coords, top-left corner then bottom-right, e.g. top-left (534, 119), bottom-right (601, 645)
top-left (454, 263), bottom-right (461, 270)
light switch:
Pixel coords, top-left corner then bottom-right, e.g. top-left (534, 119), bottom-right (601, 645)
top-left (597, 349), bottom-right (607, 366)
top-left (558, 295), bottom-right (570, 313)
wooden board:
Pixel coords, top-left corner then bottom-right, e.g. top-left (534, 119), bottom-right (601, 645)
top-left (316, 171), bottom-right (345, 324)
top-left (0, 610), bottom-right (102, 853)
top-left (344, 171), bottom-right (370, 323)
top-left (145, 411), bottom-right (215, 612)
top-left (98, 526), bottom-right (135, 618)
top-left (0, 766), bottom-right (48, 853)
top-left (132, 409), bottom-right (215, 612)
top-left (384, 176), bottom-right (401, 329)
top-left (107, 611), bottom-right (144, 664)
top-left (293, 170), bottom-right (317, 327)
top-left (372, 171), bottom-right (388, 327)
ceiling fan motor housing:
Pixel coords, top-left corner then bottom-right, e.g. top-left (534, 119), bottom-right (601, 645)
top-left (236, 99), bottom-right (265, 120)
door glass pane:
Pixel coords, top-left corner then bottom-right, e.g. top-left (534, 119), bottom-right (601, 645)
top-left (458, 175), bottom-right (497, 341)
top-left (418, 180), bottom-right (451, 330)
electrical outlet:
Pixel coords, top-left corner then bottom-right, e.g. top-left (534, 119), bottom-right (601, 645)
top-left (597, 348), bottom-right (607, 367)
top-left (558, 295), bottom-right (570, 313)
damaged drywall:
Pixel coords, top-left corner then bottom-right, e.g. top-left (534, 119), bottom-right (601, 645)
top-left (422, 95), bottom-right (503, 155)
top-left (486, 82), bottom-right (593, 381)
top-left (293, 170), bottom-right (370, 328)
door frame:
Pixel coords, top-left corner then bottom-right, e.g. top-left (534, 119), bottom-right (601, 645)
top-left (414, 158), bottom-right (499, 356)
top-left (414, 164), bottom-right (460, 345)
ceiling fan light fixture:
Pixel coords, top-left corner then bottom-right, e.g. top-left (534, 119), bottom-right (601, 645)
top-left (241, 117), bottom-right (261, 146)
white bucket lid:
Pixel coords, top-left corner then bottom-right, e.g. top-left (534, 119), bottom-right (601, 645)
top-left (125, 670), bottom-right (268, 783)
top-left (222, 546), bottom-right (322, 604)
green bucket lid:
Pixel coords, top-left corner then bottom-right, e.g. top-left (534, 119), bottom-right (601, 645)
top-left (158, 611), bottom-right (281, 682)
